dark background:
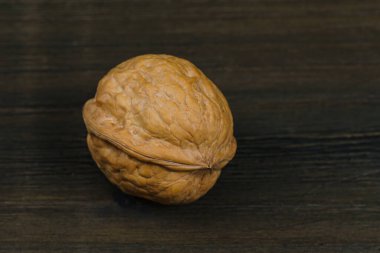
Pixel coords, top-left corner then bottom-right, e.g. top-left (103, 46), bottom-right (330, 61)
top-left (1, 0), bottom-right (380, 252)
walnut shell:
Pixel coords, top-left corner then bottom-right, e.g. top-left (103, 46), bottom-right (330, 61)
top-left (83, 54), bottom-right (236, 204)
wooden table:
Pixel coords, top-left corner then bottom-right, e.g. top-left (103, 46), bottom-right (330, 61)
top-left (1, 1), bottom-right (380, 252)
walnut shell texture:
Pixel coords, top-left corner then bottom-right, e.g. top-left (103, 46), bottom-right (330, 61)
top-left (83, 54), bottom-right (236, 204)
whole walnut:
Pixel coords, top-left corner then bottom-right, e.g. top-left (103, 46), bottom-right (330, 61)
top-left (83, 54), bottom-right (236, 204)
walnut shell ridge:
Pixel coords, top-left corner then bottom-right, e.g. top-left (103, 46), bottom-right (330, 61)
top-left (83, 54), bottom-right (237, 204)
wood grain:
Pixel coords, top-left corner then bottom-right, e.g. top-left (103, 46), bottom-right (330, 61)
top-left (1, 0), bottom-right (380, 252)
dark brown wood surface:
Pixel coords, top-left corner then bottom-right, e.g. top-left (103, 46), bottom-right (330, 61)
top-left (1, 1), bottom-right (380, 252)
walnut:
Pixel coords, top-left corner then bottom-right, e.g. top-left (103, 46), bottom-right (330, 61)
top-left (83, 54), bottom-right (236, 204)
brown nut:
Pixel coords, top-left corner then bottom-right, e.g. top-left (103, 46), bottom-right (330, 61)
top-left (83, 54), bottom-right (237, 204)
